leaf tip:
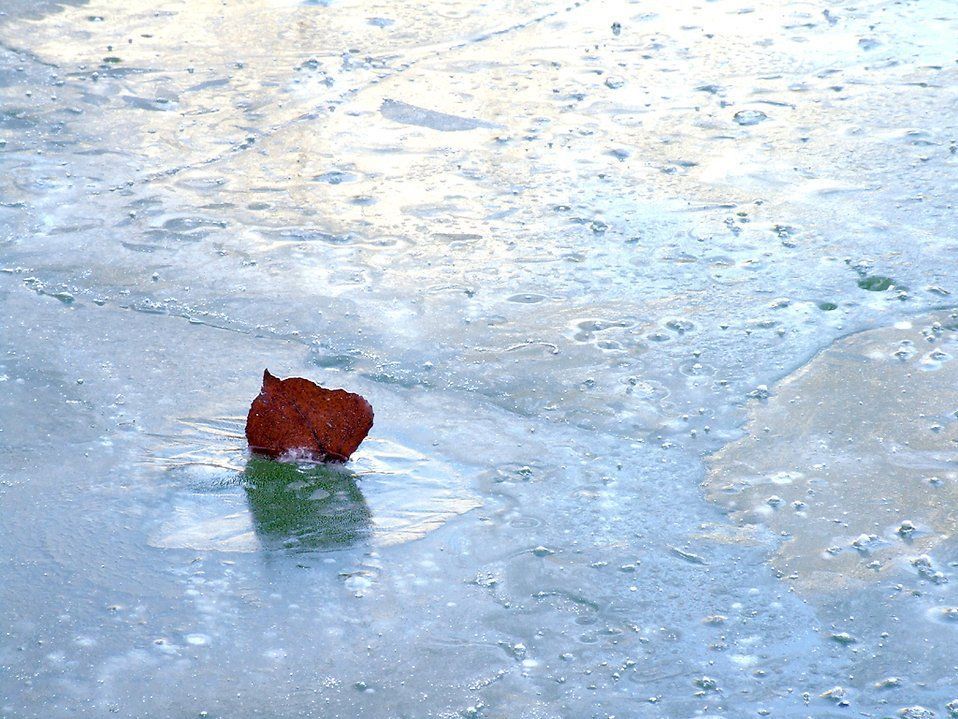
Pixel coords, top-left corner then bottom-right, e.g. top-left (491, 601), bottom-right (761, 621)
top-left (262, 369), bottom-right (280, 389)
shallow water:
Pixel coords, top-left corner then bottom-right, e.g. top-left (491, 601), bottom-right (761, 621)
top-left (1, 0), bottom-right (957, 716)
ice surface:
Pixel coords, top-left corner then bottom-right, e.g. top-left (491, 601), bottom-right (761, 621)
top-left (1, 0), bottom-right (957, 716)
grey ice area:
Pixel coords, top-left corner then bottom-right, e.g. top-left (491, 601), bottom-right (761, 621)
top-left (1, 0), bottom-right (958, 717)
top-left (380, 99), bottom-right (494, 131)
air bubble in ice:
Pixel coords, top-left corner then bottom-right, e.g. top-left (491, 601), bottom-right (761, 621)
top-left (733, 110), bottom-right (767, 126)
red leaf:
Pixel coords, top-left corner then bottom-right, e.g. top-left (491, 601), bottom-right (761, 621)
top-left (245, 370), bottom-right (374, 462)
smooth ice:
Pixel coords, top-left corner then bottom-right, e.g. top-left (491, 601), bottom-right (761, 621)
top-left (1, 0), bottom-right (957, 717)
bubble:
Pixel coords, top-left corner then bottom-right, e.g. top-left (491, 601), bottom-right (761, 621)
top-left (821, 686), bottom-right (848, 705)
top-left (733, 110), bottom-right (768, 126)
top-left (829, 632), bottom-right (857, 645)
top-left (898, 707), bottom-right (936, 719)
top-left (507, 293), bottom-right (546, 303)
top-left (694, 676), bottom-right (718, 691)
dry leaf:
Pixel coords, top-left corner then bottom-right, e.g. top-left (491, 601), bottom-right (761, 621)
top-left (245, 370), bottom-right (373, 462)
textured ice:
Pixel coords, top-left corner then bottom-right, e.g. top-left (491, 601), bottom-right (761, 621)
top-left (1, 0), bottom-right (957, 716)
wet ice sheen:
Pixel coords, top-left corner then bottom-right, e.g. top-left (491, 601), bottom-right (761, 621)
top-left (2, 0), bottom-right (958, 717)
top-left (708, 312), bottom-right (958, 593)
top-left (151, 426), bottom-right (481, 552)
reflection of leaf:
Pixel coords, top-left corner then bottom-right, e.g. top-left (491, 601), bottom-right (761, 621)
top-left (243, 458), bottom-right (371, 552)
top-left (245, 370), bottom-right (374, 462)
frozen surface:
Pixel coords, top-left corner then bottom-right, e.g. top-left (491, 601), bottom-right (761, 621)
top-left (1, 0), bottom-right (957, 716)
